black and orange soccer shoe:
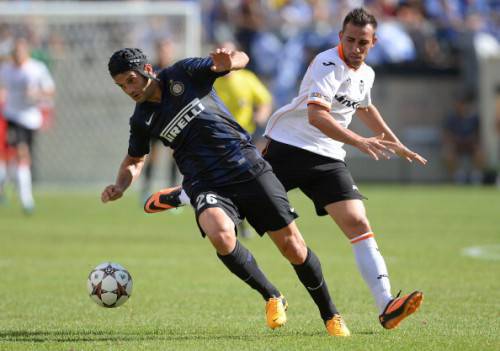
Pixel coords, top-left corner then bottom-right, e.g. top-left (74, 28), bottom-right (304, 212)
top-left (379, 290), bottom-right (424, 329)
top-left (144, 186), bottom-right (182, 214)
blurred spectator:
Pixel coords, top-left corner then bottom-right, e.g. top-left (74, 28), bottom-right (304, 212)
top-left (141, 37), bottom-right (180, 202)
top-left (0, 37), bottom-right (55, 214)
top-left (395, 1), bottom-right (448, 68)
top-left (459, 12), bottom-right (500, 98)
top-left (234, 0), bottom-right (282, 77)
top-left (213, 40), bottom-right (273, 237)
top-left (365, 18), bottom-right (416, 65)
top-left (442, 94), bottom-right (484, 184)
top-left (272, 0), bottom-right (336, 106)
top-left (0, 101), bottom-right (6, 204)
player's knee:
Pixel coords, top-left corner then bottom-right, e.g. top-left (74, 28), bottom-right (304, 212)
top-left (343, 214), bottom-right (370, 236)
top-left (208, 230), bottom-right (236, 255)
top-left (279, 235), bottom-right (307, 264)
top-left (199, 208), bottom-right (234, 234)
top-left (199, 208), bottom-right (236, 253)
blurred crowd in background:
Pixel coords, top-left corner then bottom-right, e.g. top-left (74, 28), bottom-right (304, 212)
top-left (0, 0), bottom-right (499, 193)
top-left (1, 0), bottom-right (499, 101)
top-left (201, 0), bottom-right (499, 106)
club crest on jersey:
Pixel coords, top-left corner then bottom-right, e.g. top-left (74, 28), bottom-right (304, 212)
top-left (169, 80), bottom-right (184, 96)
top-left (359, 80), bottom-right (365, 94)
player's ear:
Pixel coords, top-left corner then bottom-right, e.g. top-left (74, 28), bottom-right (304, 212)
top-left (338, 31), bottom-right (343, 41)
top-left (372, 34), bottom-right (378, 47)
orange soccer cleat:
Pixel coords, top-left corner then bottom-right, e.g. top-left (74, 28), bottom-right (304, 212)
top-left (144, 186), bottom-right (183, 213)
top-left (265, 295), bottom-right (288, 330)
top-left (325, 314), bottom-right (351, 336)
top-left (379, 290), bottom-right (424, 329)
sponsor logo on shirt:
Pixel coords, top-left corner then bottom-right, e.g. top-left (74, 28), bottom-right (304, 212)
top-left (160, 98), bottom-right (205, 143)
top-left (334, 94), bottom-right (360, 109)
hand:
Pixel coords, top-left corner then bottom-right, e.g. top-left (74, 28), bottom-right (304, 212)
top-left (209, 47), bottom-right (234, 72)
top-left (380, 140), bottom-right (428, 165)
top-left (101, 185), bottom-right (124, 203)
top-left (354, 133), bottom-right (392, 161)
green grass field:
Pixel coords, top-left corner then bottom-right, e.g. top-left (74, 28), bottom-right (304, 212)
top-left (0, 185), bottom-right (499, 350)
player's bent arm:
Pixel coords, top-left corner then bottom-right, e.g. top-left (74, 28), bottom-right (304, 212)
top-left (356, 104), bottom-right (400, 143)
top-left (307, 103), bottom-right (389, 160)
top-left (101, 154), bottom-right (146, 203)
top-left (356, 105), bottom-right (428, 165)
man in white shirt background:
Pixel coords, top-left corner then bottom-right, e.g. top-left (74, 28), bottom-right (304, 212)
top-left (0, 37), bottom-right (55, 214)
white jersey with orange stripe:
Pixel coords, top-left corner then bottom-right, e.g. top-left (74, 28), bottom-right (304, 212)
top-left (264, 46), bottom-right (375, 161)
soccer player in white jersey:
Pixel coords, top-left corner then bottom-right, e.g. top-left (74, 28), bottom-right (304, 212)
top-left (0, 37), bottom-right (55, 213)
top-left (262, 7), bottom-right (426, 329)
top-left (144, 7), bottom-right (426, 331)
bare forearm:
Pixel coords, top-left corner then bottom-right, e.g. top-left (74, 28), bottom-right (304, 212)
top-left (308, 105), bottom-right (363, 146)
top-left (101, 154), bottom-right (145, 203)
top-left (356, 105), bottom-right (400, 142)
top-left (115, 155), bottom-right (145, 191)
top-left (307, 103), bottom-right (392, 160)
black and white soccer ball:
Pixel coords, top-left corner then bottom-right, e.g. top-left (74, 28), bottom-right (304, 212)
top-left (87, 262), bottom-right (133, 308)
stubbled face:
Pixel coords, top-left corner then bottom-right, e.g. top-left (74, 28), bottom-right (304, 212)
top-left (339, 22), bottom-right (377, 69)
top-left (112, 70), bottom-right (155, 103)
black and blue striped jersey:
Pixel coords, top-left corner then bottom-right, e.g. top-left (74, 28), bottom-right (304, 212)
top-left (127, 57), bottom-right (264, 196)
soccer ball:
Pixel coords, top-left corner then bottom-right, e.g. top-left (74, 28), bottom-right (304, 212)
top-left (87, 262), bottom-right (133, 307)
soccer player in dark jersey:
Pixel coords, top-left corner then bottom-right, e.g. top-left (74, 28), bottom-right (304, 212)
top-left (101, 47), bottom-right (350, 336)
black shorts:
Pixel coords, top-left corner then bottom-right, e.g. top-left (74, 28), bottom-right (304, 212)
top-left (191, 164), bottom-right (298, 237)
top-left (6, 121), bottom-right (34, 149)
top-left (263, 139), bottom-right (365, 216)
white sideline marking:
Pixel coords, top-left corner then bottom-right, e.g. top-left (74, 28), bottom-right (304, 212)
top-left (461, 245), bottom-right (500, 261)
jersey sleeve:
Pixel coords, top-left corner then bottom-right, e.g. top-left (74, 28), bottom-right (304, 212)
top-left (127, 116), bottom-right (150, 157)
top-left (177, 57), bottom-right (227, 87)
top-left (307, 57), bottom-right (343, 110)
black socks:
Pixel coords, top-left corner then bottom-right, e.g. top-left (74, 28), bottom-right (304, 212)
top-left (293, 248), bottom-right (338, 321)
top-left (217, 240), bottom-right (280, 300)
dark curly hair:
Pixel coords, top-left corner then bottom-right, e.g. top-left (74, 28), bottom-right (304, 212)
top-left (342, 8), bottom-right (378, 31)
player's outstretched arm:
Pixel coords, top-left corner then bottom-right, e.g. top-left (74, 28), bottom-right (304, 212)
top-left (209, 47), bottom-right (249, 72)
top-left (380, 140), bottom-right (428, 165)
top-left (101, 154), bottom-right (146, 203)
top-left (356, 105), bottom-right (427, 165)
top-left (308, 103), bottom-right (391, 160)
